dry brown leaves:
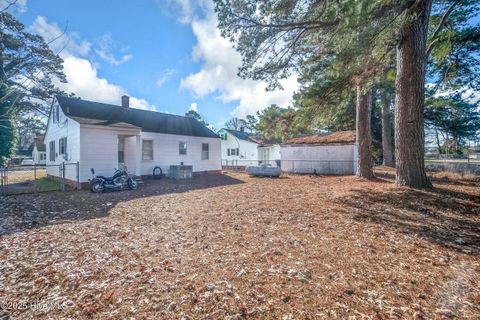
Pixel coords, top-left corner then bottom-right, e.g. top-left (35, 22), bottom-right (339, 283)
top-left (0, 168), bottom-right (479, 319)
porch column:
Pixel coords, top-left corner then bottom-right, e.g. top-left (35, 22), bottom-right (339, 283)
top-left (135, 135), bottom-right (141, 177)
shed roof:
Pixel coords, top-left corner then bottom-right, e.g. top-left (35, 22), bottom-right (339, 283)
top-left (55, 96), bottom-right (219, 138)
top-left (284, 131), bottom-right (356, 145)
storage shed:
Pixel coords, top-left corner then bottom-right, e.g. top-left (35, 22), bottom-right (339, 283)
top-left (280, 131), bottom-right (357, 175)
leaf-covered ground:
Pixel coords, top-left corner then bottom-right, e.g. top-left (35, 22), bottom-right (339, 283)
top-left (1, 168), bottom-right (479, 319)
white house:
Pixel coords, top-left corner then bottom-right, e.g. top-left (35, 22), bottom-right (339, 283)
top-left (44, 95), bottom-right (221, 188)
top-left (219, 128), bottom-right (281, 167)
top-left (258, 144), bottom-right (281, 166)
top-left (280, 131), bottom-right (357, 175)
top-left (31, 135), bottom-right (46, 165)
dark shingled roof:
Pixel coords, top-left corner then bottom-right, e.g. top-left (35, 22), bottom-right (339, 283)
top-left (223, 129), bottom-right (254, 141)
top-left (33, 135), bottom-right (46, 152)
top-left (223, 129), bottom-right (279, 146)
top-left (55, 96), bottom-right (218, 138)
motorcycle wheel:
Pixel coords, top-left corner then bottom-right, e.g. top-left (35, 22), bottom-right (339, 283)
top-left (128, 178), bottom-right (138, 190)
top-left (91, 181), bottom-right (105, 193)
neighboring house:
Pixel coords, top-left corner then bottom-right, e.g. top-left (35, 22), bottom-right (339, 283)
top-left (257, 143), bottom-right (281, 166)
top-left (45, 95), bottom-right (221, 187)
top-left (31, 135), bottom-right (47, 165)
top-left (281, 131), bottom-right (357, 175)
top-left (219, 128), bottom-right (281, 166)
top-left (468, 146), bottom-right (480, 159)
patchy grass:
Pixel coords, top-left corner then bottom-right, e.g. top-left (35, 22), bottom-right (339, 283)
top-left (0, 170), bottom-right (479, 319)
top-left (3, 169), bottom-right (59, 194)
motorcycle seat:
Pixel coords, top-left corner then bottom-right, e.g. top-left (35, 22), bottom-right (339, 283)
top-left (96, 176), bottom-right (113, 181)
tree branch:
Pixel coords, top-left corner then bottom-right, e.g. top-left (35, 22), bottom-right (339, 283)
top-left (426, 0), bottom-right (461, 57)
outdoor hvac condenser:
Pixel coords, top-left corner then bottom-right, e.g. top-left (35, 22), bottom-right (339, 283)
top-left (169, 165), bottom-right (193, 179)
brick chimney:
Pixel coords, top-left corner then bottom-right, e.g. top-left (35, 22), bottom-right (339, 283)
top-left (121, 95), bottom-right (130, 108)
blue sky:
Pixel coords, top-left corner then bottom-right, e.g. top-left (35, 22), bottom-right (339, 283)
top-left (9, 0), bottom-right (298, 129)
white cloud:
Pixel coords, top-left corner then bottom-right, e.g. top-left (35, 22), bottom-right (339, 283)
top-left (156, 68), bottom-right (175, 87)
top-left (189, 102), bottom-right (198, 111)
top-left (179, 2), bottom-right (299, 119)
top-left (0, 0), bottom-right (27, 13)
top-left (160, 0), bottom-right (212, 24)
top-left (30, 16), bottom-right (91, 58)
top-left (29, 17), bottom-right (156, 111)
top-left (95, 33), bottom-right (133, 66)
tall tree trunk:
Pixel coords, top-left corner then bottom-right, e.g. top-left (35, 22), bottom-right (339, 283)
top-left (381, 91), bottom-right (395, 167)
top-left (356, 86), bottom-right (374, 179)
top-left (394, 0), bottom-right (432, 188)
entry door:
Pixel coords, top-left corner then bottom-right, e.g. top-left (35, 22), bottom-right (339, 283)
top-left (118, 137), bottom-right (125, 167)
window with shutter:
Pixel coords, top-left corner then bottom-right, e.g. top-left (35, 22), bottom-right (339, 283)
top-left (59, 137), bottom-right (67, 155)
top-left (49, 141), bottom-right (55, 161)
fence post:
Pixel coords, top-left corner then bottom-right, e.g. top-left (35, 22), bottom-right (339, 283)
top-left (76, 161), bottom-right (80, 190)
top-left (34, 164), bottom-right (37, 194)
top-left (63, 162), bottom-right (66, 191)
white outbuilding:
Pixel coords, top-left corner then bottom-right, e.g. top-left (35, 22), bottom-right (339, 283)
top-left (280, 131), bottom-right (357, 175)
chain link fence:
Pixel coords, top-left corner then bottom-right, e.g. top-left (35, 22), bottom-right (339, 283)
top-left (222, 159), bottom-right (356, 175)
top-left (0, 162), bottom-right (80, 196)
top-left (425, 154), bottom-right (480, 175)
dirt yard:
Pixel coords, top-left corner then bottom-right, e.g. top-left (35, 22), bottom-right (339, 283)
top-left (0, 168), bottom-right (479, 319)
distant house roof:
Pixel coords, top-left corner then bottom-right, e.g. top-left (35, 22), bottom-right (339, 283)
top-left (55, 96), bottom-right (219, 138)
top-left (222, 128), bottom-right (279, 146)
top-left (223, 129), bottom-right (254, 142)
top-left (284, 131), bottom-right (356, 145)
top-left (33, 135), bottom-right (46, 152)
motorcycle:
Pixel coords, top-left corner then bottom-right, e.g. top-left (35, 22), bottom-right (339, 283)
top-left (89, 165), bottom-right (138, 193)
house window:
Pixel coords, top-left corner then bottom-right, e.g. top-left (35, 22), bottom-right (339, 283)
top-left (142, 140), bottom-right (153, 160)
top-left (59, 137), bottom-right (67, 155)
top-left (228, 148), bottom-right (239, 156)
top-left (202, 143), bottom-right (209, 160)
top-left (53, 105), bottom-right (60, 123)
top-left (49, 141), bottom-right (55, 161)
top-left (220, 133), bottom-right (227, 140)
top-left (179, 142), bottom-right (187, 155)
top-left (40, 153), bottom-right (46, 161)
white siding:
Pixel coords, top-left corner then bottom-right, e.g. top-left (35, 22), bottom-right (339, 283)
top-left (77, 128), bottom-right (221, 182)
top-left (32, 146), bottom-right (46, 165)
top-left (79, 125), bottom-right (141, 182)
top-left (139, 132), bottom-right (221, 176)
top-left (220, 131), bottom-right (258, 166)
top-left (44, 101), bottom-right (81, 181)
top-left (45, 100), bottom-right (221, 183)
top-left (280, 144), bottom-right (356, 175)
top-left (258, 144), bottom-right (281, 165)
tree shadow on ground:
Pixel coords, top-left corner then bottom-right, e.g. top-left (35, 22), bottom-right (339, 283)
top-left (338, 185), bottom-right (480, 256)
top-left (0, 174), bottom-right (245, 236)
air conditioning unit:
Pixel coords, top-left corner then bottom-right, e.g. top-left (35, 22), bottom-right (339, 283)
top-left (169, 165), bottom-right (193, 179)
